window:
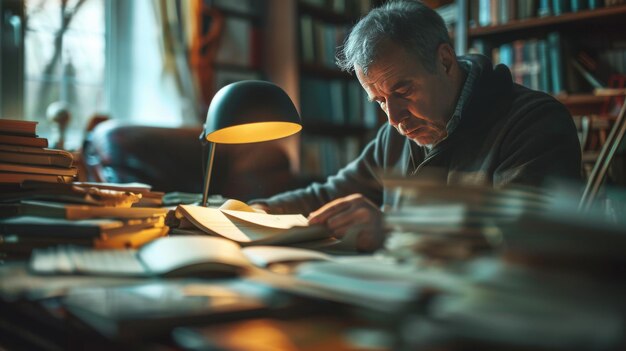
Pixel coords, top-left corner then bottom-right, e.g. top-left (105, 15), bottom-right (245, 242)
top-left (24, 0), bottom-right (106, 149)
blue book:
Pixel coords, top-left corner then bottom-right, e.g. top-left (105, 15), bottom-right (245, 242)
top-left (588, 0), bottom-right (601, 9)
top-left (479, 0), bottom-right (491, 26)
top-left (547, 32), bottom-right (564, 94)
top-left (538, 0), bottom-right (552, 16)
top-left (498, 0), bottom-right (509, 24)
top-left (552, 0), bottom-right (570, 15)
top-left (538, 40), bottom-right (552, 93)
top-left (571, 0), bottom-right (587, 12)
top-left (499, 43), bottom-right (514, 71)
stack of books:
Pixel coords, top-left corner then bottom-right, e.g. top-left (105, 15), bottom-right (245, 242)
top-left (0, 119), bottom-right (76, 185)
top-left (0, 182), bottom-right (169, 256)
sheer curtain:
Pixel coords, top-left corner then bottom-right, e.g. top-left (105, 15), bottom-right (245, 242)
top-left (107, 0), bottom-right (201, 127)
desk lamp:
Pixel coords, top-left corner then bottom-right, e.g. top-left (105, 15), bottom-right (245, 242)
top-left (200, 80), bottom-right (302, 206)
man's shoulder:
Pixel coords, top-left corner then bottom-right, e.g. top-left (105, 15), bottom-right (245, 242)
top-left (509, 83), bottom-right (569, 117)
top-left (511, 83), bottom-right (562, 106)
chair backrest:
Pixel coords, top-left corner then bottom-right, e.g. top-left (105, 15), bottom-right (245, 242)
top-left (83, 120), bottom-right (300, 200)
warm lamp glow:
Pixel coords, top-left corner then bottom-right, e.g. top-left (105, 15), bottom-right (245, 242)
top-left (200, 80), bottom-right (302, 206)
top-left (206, 122), bottom-right (302, 144)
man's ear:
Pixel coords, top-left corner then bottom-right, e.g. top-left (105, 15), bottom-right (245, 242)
top-left (438, 43), bottom-right (456, 74)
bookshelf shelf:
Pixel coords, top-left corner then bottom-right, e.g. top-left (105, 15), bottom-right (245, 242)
top-left (300, 64), bottom-right (353, 80)
top-left (469, 4), bottom-right (626, 38)
top-left (557, 93), bottom-right (608, 116)
top-left (462, 1), bottom-right (626, 182)
top-left (292, 1), bottom-right (380, 177)
top-left (298, 2), bottom-right (359, 24)
top-left (557, 93), bottom-right (606, 105)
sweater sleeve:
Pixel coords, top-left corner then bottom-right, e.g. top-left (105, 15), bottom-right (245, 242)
top-left (251, 125), bottom-right (389, 215)
top-left (493, 100), bottom-right (582, 187)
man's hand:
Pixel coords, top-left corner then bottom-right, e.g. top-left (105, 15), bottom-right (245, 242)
top-left (249, 203), bottom-right (270, 214)
top-left (308, 193), bottom-right (384, 252)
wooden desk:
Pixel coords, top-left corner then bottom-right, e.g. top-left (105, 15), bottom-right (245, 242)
top-left (0, 261), bottom-right (394, 351)
top-left (1, 255), bottom-right (624, 351)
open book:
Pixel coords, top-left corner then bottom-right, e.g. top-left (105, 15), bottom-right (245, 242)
top-left (174, 200), bottom-right (331, 246)
top-left (30, 236), bottom-right (251, 278)
top-left (30, 235), bottom-right (334, 278)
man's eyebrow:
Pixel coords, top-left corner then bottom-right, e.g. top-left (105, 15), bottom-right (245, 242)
top-left (390, 80), bottom-right (412, 92)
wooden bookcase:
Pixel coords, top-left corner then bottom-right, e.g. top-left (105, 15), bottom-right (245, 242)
top-left (211, 1), bottom-right (265, 93)
top-left (265, 0), bottom-right (384, 181)
top-left (454, 0), bottom-right (626, 180)
top-left (296, 0), bottom-right (382, 179)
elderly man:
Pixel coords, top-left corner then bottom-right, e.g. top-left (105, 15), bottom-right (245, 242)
top-left (252, 0), bottom-right (581, 251)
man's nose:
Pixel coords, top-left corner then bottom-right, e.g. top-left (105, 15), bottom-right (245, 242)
top-left (386, 98), bottom-right (404, 127)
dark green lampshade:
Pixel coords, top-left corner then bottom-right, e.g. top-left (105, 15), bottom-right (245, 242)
top-left (204, 80), bottom-right (302, 144)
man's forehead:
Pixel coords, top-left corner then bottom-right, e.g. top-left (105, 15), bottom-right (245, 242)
top-left (355, 66), bottom-right (380, 97)
top-left (355, 60), bottom-right (404, 92)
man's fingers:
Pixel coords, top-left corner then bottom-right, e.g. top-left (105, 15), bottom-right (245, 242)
top-left (327, 206), bottom-right (372, 231)
top-left (308, 193), bottom-right (384, 252)
top-left (308, 200), bottom-right (351, 224)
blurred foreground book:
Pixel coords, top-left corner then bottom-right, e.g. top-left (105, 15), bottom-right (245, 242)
top-left (60, 280), bottom-right (277, 341)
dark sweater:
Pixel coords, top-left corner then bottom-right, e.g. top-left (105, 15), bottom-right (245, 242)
top-left (259, 54), bottom-right (581, 215)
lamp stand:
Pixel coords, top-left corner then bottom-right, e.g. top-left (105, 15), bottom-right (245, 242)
top-left (201, 141), bottom-right (216, 207)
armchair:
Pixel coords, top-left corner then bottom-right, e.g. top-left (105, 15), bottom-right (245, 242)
top-left (82, 120), bottom-right (301, 201)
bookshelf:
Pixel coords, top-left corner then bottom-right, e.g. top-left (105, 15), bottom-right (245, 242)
top-left (293, 0), bottom-right (383, 179)
top-left (211, 0), bottom-right (265, 92)
top-left (261, 0), bottom-right (393, 181)
top-left (459, 1), bottom-right (626, 179)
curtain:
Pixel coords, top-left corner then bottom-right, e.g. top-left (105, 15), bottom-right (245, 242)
top-left (107, 0), bottom-right (208, 126)
top-left (154, 0), bottom-right (223, 123)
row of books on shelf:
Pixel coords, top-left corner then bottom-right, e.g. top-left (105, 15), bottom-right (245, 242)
top-left (299, 16), bottom-right (349, 68)
top-left (301, 136), bottom-right (361, 177)
top-left (300, 77), bottom-right (379, 127)
top-left (475, 33), bottom-right (626, 95)
top-left (490, 33), bottom-right (564, 94)
top-left (300, 0), bottom-right (373, 17)
top-left (470, 0), bottom-right (615, 28)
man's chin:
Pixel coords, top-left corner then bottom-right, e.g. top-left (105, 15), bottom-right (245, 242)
top-left (407, 130), bottom-right (446, 147)
top-left (411, 136), bottom-right (439, 147)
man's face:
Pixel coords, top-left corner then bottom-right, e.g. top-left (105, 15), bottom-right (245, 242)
top-left (356, 42), bottom-right (458, 147)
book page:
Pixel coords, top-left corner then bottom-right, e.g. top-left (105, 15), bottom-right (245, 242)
top-left (219, 199), bottom-right (264, 213)
top-left (220, 209), bottom-right (309, 229)
top-left (138, 236), bottom-right (250, 276)
top-left (177, 205), bottom-right (255, 242)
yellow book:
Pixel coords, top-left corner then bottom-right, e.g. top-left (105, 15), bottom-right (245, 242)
top-left (94, 225), bottom-right (169, 249)
top-left (16, 201), bottom-right (169, 220)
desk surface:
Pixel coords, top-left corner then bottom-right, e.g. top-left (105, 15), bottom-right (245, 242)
top-left (1, 256), bottom-right (625, 351)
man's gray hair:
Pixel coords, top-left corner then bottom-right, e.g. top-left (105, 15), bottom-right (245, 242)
top-left (336, 0), bottom-right (452, 74)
